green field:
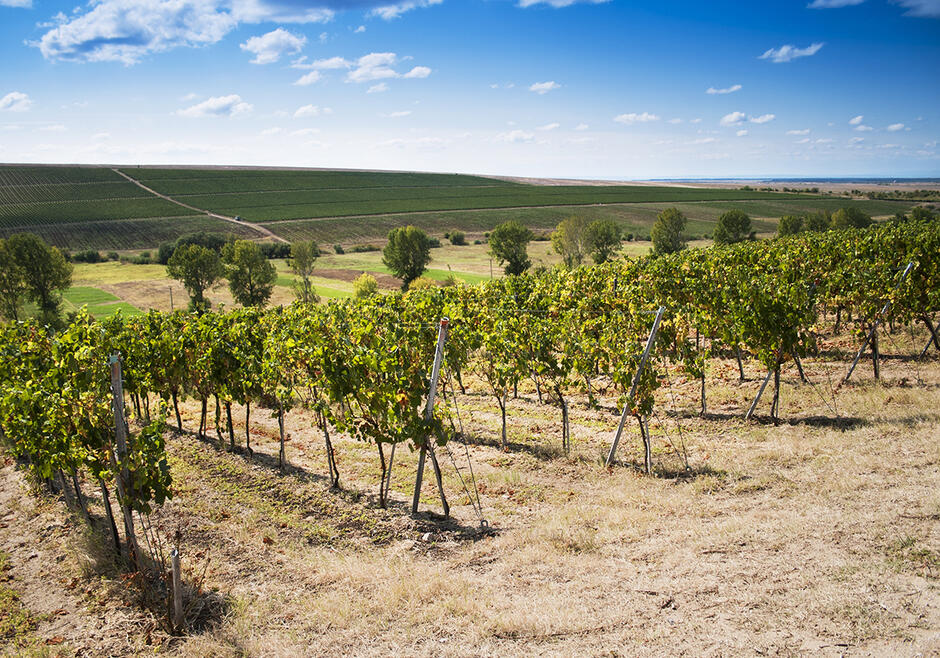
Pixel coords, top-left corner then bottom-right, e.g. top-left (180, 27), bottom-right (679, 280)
top-left (123, 167), bottom-right (819, 222)
top-left (0, 165), bottom-right (916, 251)
top-left (61, 286), bottom-right (141, 318)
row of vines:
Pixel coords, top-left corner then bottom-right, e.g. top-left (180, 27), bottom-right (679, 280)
top-left (0, 221), bottom-right (938, 532)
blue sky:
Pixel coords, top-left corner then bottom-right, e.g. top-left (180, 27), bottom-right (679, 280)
top-left (1, 0), bottom-right (938, 178)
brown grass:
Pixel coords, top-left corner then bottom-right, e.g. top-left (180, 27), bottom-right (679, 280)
top-left (2, 327), bottom-right (939, 656)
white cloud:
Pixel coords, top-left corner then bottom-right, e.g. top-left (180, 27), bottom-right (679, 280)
top-left (0, 0), bottom-right (31, 7)
top-left (614, 112), bottom-right (659, 124)
top-left (40, 124), bottom-right (67, 132)
top-left (518, 0), bottom-right (609, 7)
top-left (383, 110), bottom-right (412, 117)
top-left (848, 136), bottom-right (865, 144)
top-left (849, 115), bottom-right (864, 125)
top-left (240, 28), bottom-right (305, 65)
top-left (854, 124), bottom-right (873, 132)
top-left (293, 55), bottom-right (351, 70)
top-left (319, 31), bottom-right (328, 43)
top-left (403, 66), bottom-right (431, 79)
top-left (796, 138), bottom-right (811, 144)
top-left (787, 129), bottom-right (810, 135)
top-left (690, 118), bottom-right (702, 124)
top-left (815, 138), bottom-right (834, 143)
top-left (736, 129), bottom-right (748, 137)
top-left (893, 0), bottom-right (940, 17)
top-left (260, 127), bottom-right (281, 136)
top-left (667, 118), bottom-right (682, 124)
top-left (293, 71), bottom-right (322, 86)
top-left (719, 111), bottom-right (746, 126)
top-left (346, 53), bottom-right (432, 83)
top-left (290, 128), bottom-right (319, 136)
top-left (32, 0), bottom-right (343, 64)
top-left (177, 94), bottom-right (252, 118)
top-left (688, 137), bottom-right (717, 144)
top-left (354, 25), bottom-right (366, 33)
top-left (808, 0), bottom-right (864, 7)
top-left (496, 130), bottom-right (535, 143)
top-left (750, 113), bottom-right (775, 124)
top-left (574, 123), bottom-right (588, 131)
top-left (886, 123), bottom-right (905, 131)
top-left (367, 83), bottom-right (389, 93)
top-left (706, 84), bottom-right (742, 95)
top-left (368, 0), bottom-right (442, 20)
top-left (537, 122), bottom-right (560, 131)
top-left (529, 81), bottom-right (560, 95)
top-left (294, 104), bottom-right (330, 118)
top-left (759, 42), bottom-right (824, 63)
top-left (0, 91), bottom-right (32, 112)
top-left (878, 143), bottom-right (900, 149)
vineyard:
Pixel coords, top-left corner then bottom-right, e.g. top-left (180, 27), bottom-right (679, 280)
top-left (1, 219), bottom-right (938, 653)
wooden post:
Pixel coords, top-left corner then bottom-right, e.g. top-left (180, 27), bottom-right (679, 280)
top-left (745, 368), bottom-right (774, 421)
top-left (412, 318), bottom-right (449, 516)
top-left (605, 306), bottom-right (665, 468)
top-left (871, 329), bottom-right (880, 380)
top-left (109, 353), bottom-right (141, 572)
top-left (844, 261), bottom-right (914, 383)
top-left (171, 549), bottom-right (184, 631)
top-left (640, 416), bottom-right (652, 475)
top-left (736, 347), bottom-right (746, 381)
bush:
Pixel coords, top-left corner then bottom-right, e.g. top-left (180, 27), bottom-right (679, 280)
top-left (106, 251), bottom-right (119, 261)
top-left (427, 237), bottom-right (442, 249)
top-left (353, 273), bottom-right (378, 298)
top-left (157, 243), bottom-right (175, 265)
top-left (447, 230), bottom-right (466, 246)
top-left (408, 276), bottom-right (437, 291)
top-left (334, 244), bottom-right (345, 255)
top-left (473, 239), bottom-right (483, 245)
top-left (349, 244), bottom-right (380, 253)
top-left (259, 242), bottom-right (291, 259)
top-left (625, 233), bottom-right (634, 241)
top-left (73, 250), bottom-right (103, 263)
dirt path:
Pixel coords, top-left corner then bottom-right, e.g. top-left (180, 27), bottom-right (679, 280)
top-left (111, 168), bottom-right (288, 244)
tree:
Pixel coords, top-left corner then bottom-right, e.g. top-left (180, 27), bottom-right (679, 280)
top-left (713, 210), bottom-right (752, 245)
top-left (0, 239), bottom-right (27, 321)
top-left (445, 230), bottom-right (466, 246)
top-left (651, 208), bottom-right (687, 255)
top-left (551, 216), bottom-right (590, 268)
top-left (831, 207), bottom-right (873, 229)
top-left (910, 206), bottom-right (936, 222)
top-left (587, 220), bottom-right (623, 264)
top-left (382, 226), bottom-right (431, 289)
top-left (489, 221), bottom-right (534, 275)
top-left (223, 240), bottom-right (277, 308)
top-left (289, 240), bottom-right (320, 304)
top-left (803, 211), bottom-right (831, 232)
top-left (777, 215), bottom-right (804, 237)
top-left (354, 273), bottom-right (379, 299)
top-left (166, 244), bottom-right (224, 313)
top-left (5, 233), bottom-right (72, 325)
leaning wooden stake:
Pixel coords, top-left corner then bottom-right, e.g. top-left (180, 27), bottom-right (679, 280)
top-left (605, 306), bottom-right (665, 468)
top-left (844, 261), bottom-right (914, 384)
top-left (745, 368), bottom-right (774, 421)
top-left (109, 353), bottom-right (142, 572)
top-left (412, 318), bottom-right (450, 516)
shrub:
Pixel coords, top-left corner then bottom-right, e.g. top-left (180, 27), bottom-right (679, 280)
top-left (447, 231), bottom-right (466, 246)
top-left (408, 276), bottom-right (437, 291)
top-left (334, 244), bottom-right (345, 255)
top-left (106, 251), bottom-right (119, 261)
top-left (353, 273), bottom-right (378, 298)
top-left (73, 250), bottom-right (103, 263)
top-left (349, 244), bottom-right (380, 253)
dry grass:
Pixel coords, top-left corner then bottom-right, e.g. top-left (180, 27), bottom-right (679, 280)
top-left (2, 327), bottom-right (939, 656)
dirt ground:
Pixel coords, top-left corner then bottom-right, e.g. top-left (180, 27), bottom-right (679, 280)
top-left (1, 328), bottom-right (938, 657)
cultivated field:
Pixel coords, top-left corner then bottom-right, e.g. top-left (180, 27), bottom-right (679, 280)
top-left (0, 165), bottom-right (916, 251)
top-left (1, 328), bottom-right (937, 656)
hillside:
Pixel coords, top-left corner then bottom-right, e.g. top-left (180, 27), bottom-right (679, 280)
top-left (0, 165), bottom-right (914, 250)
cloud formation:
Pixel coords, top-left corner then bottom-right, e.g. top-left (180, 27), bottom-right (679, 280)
top-left (886, 123), bottom-right (905, 131)
top-left (0, 0), bottom-right (31, 7)
top-left (749, 113), bottom-right (775, 124)
top-left (294, 104), bottom-right (331, 118)
top-left (529, 81), bottom-right (561, 94)
top-left (240, 28), bottom-right (305, 64)
top-left (518, 0), bottom-right (608, 7)
top-left (293, 71), bottom-right (322, 86)
top-left (786, 129), bottom-right (811, 135)
top-left (759, 42), bottom-right (824, 63)
top-left (614, 112), bottom-right (659, 124)
top-left (719, 111), bottom-right (746, 126)
top-left (706, 84), bottom-right (742, 95)
top-left (368, 0), bottom-right (442, 20)
top-left (849, 115), bottom-right (864, 125)
top-left (894, 0), bottom-right (940, 17)
top-left (177, 94), bottom-right (252, 118)
top-left (0, 91), bottom-right (32, 112)
top-left (345, 53), bottom-right (432, 83)
top-left (807, 0), bottom-right (864, 8)
top-left (496, 130), bottom-right (535, 143)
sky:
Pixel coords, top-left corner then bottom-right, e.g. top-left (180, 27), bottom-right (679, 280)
top-left (1, 0), bottom-right (939, 179)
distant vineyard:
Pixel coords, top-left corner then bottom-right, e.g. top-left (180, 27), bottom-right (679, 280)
top-left (123, 168), bottom-right (818, 222)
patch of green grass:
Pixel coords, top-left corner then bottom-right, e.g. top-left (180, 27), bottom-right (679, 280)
top-left (62, 286), bottom-right (141, 319)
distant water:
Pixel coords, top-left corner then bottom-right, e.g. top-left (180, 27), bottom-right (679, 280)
top-left (644, 177), bottom-right (940, 185)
